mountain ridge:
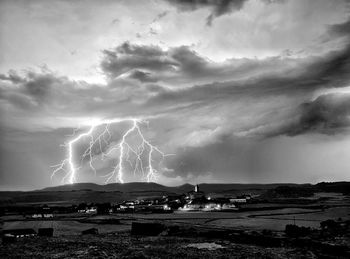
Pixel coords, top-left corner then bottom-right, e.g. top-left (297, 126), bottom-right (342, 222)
top-left (38, 182), bottom-right (303, 194)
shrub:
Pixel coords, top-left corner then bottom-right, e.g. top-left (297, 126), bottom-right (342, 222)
top-left (285, 224), bottom-right (311, 237)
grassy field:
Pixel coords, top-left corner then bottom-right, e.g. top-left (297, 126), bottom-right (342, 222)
top-left (3, 220), bottom-right (130, 236)
top-left (0, 233), bottom-right (320, 259)
top-left (1, 192), bottom-right (349, 258)
top-left (112, 207), bottom-right (348, 231)
top-left (3, 192), bottom-right (349, 234)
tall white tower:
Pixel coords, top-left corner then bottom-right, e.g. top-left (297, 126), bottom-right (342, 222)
top-left (194, 184), bottom-right (199, 192)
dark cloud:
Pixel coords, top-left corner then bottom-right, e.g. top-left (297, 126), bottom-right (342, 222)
top-left (2, 17), bottom-right (350, 139)
top-left (0, 70), bottom-right (25, 84)
top-left (170, 46), bottom-right (210, 76)
top-left (2, 34), bottom-right (350, 139)
top-left (327, 17), bottom-right (350, 38)
top-left (0, 71), bottom-right (68, 106)
top-left (100, 42), bottom-right (300, 85)
top-left (319, 16), bottom-right (350, 46)
top-left (286, 93), bottom-right (350, 136)
top-left (101, 42), bottom-right (177, 80)
top-left (303, 18), bottom-right (350, 89)
top-left (129, 70), bottom-right (158, 83)
top-left (166, 0), bottom-right (285, 25)
top-left (152, 11), bottom-right (168, 23)
top-left (243, 92), bottom-right (350, 138)
top-left (24, 73), bottom-right (57, 101)
top-left (0, 68), bottom-right (168, 124)
top-left (101, 14), bottom-right (350, 88)
top-left (100, 42), bottom-right (210, 82)
top-left (166, 0), bottom-right (249, 25)
top-left (146, 40), bottom-right (350, 110)
top-left (206, 0), bottom-right (248, 25)
top-left (101, 42), bottom-right (217, 83)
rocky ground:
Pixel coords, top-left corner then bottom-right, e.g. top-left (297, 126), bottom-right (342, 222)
top-left (0, 233), bottom-right (319, 259)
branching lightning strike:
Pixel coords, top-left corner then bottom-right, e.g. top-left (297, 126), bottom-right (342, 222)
top-left (51, 118), bottom-right (170, 184)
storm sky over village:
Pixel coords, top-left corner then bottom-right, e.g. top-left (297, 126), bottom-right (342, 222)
top-left (0, 0), bottom-right (350, 190)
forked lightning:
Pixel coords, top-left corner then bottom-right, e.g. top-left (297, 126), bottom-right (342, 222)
top-left (51, 118), bottom-right (170, 184)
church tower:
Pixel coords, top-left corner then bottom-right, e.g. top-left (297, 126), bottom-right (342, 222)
top-left (194, 184), bottom-right (199, 193)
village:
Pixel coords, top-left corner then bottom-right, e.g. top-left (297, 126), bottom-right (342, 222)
top-left (19, 184), bottom-right (253, 218)
top-left (90, 184), bottom-right (252, 214)
top-left (1, 184), bottom-right (255, 240)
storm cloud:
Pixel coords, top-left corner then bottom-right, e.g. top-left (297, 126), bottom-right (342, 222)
top-left (0, 0), bottom-right (349, 188)
top-left (166, 0), bottom-right (249, 25)
top-left (286, 93), bottom-right (350, 136)
top-left (2, 20), bottom-right (350, 135)
top-left (166, 0), bottom-right (285, 25)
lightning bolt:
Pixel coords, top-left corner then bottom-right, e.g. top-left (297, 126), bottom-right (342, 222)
top-left (51, 118), bottom-right (171, 184)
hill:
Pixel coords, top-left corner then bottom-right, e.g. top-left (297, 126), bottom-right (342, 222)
top-left (39, 182), bottom-right (300, 194)
top-left (39, 182), bottom-right (195, 193)
top-left (1, 182), bottom-right (348, 205)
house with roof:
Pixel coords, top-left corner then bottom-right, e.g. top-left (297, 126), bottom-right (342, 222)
top-left (3, 228), bottom-right (37, 238)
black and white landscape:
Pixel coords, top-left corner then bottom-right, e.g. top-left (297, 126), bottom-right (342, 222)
top-left (0, 0), bottom-right (349, 258)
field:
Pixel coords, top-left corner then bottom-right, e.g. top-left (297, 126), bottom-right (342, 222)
top-left (3, 219), bottom-right (130, 236)
top-left (0, 233), bottom-right (318, 259)
top-left (4, 203), bottom-right (349, 234)
top-left (101, 192), bottom-right (349, 232)
top-left (1, 188), bottom-right (349, 258)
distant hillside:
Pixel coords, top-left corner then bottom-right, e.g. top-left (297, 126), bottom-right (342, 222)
top-left (40, 183), bottom-right (103, 192)
top-left (197, 183), bottom-right (300, 193)
top-left (0, 183), bottom-right (195, 205)
top-left (1, 182), bottom-right (348, 205)
top-left (39, 182), bottom-right (301, 194)
top-left (40, 182), bottom-right (195, 194)
top-left (315, 181), bottom-right (350, 194)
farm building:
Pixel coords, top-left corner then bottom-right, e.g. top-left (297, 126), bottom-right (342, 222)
top-left (77, 206), bottom-right (97, 214)
top-left (32, 213), bottom-right (54, 218)
top-left (3, 228), bottom-right (37, 238)
top-left (31, 205), bottom-right (54, 218)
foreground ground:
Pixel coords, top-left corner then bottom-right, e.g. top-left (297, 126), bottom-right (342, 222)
top-left (0, 233), bottom-right (318, 259)
top-left (1, 191), bottom-right (349, 258)
top-left (3, 205), bottom-right (349, 235)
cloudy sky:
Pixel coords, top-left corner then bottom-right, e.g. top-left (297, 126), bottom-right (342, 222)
top-left (1, 0), bottom-right (350, 190)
